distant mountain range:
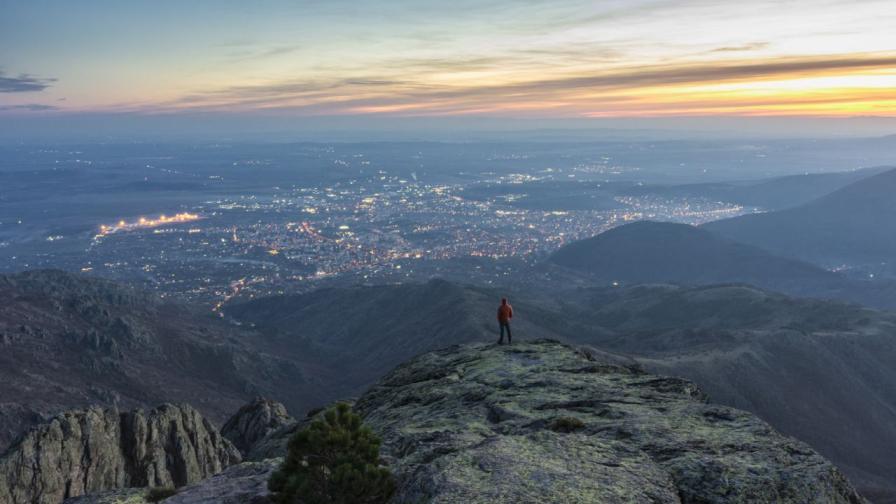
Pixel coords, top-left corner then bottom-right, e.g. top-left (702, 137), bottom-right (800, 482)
top-left (704, 167), bottom-right (896, 273)
top-left (619, 165), bottom-right (890, 211)
top-left (459, 166), bottom-right (891, 213)
top-left (547, 220), bottom-right (896, 309)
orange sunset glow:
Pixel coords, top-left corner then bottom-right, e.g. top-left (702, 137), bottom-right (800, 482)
top-left (2, 1), bottom-right (896, 121)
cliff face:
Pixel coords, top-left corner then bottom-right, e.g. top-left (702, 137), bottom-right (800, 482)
top-left (0, 403), bottom-right (240, 504)
top-left (356, 340), bottom-right (866, 503)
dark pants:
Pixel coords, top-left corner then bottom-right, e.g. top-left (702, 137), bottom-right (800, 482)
top-left (498, 321), bottom-right (512, 344)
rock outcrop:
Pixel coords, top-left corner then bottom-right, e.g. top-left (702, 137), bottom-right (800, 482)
top-left (355, 340), bottom-right (866, 503)
top-left (221, 398), bottom-right (293, 455)
top-left (0, 403), bottom-right (241, 504)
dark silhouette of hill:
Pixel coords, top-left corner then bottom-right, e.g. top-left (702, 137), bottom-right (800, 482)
top-left (704, 167), bottom-right (896, 271)
top-left (619, 166), bottom-right (889, 210)
top-left (0, 269), bottom-right (308, 451)
top-left (547, 220), bottom-right (896, 309)
top-left (549, 221), bottom-right (831, 284)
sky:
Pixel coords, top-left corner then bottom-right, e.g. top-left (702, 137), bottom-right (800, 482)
top-left (2, 0), bottom-right (896, 138)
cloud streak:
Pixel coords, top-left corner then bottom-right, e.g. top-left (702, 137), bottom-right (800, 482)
top-left (159, 53), bottom-right (896, 117)
top-left (0, 72), bottom-right (56, 93)
top-left (0, 103), bottom-right (58, 111)
top-left (710, 42), bottom-right (770, 53)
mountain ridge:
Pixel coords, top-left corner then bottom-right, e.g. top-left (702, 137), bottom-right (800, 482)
top-left (547, 220), bottom-right (896, 309)
top-left (704, 167), bottom-right (896, 273)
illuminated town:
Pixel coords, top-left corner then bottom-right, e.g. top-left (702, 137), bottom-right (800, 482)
top-left (62, 172), bottom-right (751, 306)
top-left (5, 141), bottom-right (812, 308)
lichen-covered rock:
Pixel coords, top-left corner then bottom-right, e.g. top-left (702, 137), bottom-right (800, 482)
top-left (64, 460), bottom-right (279, 504)
top-left (62, 488), bottom-right (147, 504)
top-left (221, 398), bottom-right (293, 455)
top-left (355, 340), bottom-right (867, 504)
top-left (163, 459), bottom-right (277, 504)
top-left (0, 403), bottom-right (241, 504)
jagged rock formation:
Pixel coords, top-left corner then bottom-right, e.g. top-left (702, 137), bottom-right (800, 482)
top-left (0, 403), bottom-right (241, 504)
top-left (355, 340), bottom-right (866, 503)
top-left (221, 398), bottom-right (294, 455)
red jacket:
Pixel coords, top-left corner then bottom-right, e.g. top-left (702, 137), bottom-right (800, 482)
top-left (497, 303), bottom-right (513, 323)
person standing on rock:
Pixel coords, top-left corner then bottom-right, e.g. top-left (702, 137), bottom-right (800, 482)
top-left (497, 297), bottom-right (513, 345)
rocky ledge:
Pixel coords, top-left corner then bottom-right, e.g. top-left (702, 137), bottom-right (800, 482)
top-left (0, 403), bottom-right (240, 504)
top-left (355, 340), bottom-right (865, 503)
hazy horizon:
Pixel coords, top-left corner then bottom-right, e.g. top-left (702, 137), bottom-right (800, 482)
top-left (3, 114), bottom-right (896, 143)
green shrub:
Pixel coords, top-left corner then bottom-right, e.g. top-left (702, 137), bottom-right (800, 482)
top-left (549, 416), bottom-right (586, 433)
top-left (146, 486), bottom-right (178, 502)
top-left (269, 403), bottom-right (395, 504)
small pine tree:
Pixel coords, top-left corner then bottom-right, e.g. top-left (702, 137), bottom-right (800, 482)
top-left (269, 403), bottom-right (396, 504)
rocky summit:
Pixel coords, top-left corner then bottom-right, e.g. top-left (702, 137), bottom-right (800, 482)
top-left (356, 340), bottom-right (866, 504)
top-left (0, 403), bottom-right (240, 504)
top-left (24, 341), bottom-right (869, 504)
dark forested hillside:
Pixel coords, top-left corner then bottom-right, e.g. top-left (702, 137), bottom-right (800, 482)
top-left (548, 220), bottom-right (896, 309)
top-left (705, 167), bottom-right (896, 273)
